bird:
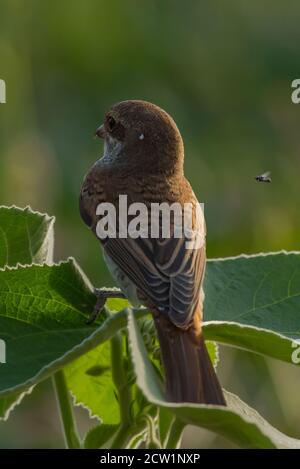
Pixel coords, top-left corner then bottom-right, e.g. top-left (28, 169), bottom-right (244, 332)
top-left (255, 171), bottom-right (271, 183)
top-left (79, 100), bottom-right (226, 405)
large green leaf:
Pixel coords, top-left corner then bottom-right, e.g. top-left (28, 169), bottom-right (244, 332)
top-left (203, 252), bottom-right (300, 364)
top-left (127, 308), bottom-right (300, 449)
top-left (0, 205), bottom-right (55, 419)
top-left (0, 259), bottom-right (94, 395)
top-left (0, 259), bottom-right (147, 399)
top-left (0, 206), bottom-right (54, 268)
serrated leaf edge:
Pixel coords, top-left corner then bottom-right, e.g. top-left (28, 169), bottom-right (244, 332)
top-left (0, 386), bottom-right (34, 421)
top-left (0, 204), bottom-right (55, 224)
top-left (208, 249), bottom-right (300, 263)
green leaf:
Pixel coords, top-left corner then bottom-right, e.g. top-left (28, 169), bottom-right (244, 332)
top-left (65, 342), bottom-right (119, 424)
top-left (0, 259), bottom-right (94, 396)
top-left (0, 205), bottom-right (55, 418)
top-left (127, 308), bottom-right (300, 449)
top-left (84, 424), bottom-right (118, 449)
top-left (203, 252), bottom-right (300, 364)
top-left (0, 260), bottom-right (147, 398)
top-left (0, 206), bottom-right (54, 267)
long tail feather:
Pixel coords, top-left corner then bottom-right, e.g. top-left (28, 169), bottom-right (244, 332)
top-left (153, 310), bottom-right (226, 405)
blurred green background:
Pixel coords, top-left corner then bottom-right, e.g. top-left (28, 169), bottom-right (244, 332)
top-left (1, 0), bottom-right (300, 448)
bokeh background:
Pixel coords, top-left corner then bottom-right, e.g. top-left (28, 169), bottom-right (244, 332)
top-left (1, 0), bottom-right (300, 448)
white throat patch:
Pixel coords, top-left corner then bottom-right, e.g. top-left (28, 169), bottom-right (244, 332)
top-left (102, 135), bottom-right (122, 164)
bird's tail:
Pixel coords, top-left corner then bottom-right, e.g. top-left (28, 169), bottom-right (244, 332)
top-left (153, 309), bottom-right (226, 405)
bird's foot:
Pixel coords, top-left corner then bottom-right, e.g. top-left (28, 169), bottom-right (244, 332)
top-left (86, 288), bottom-right (126, 325)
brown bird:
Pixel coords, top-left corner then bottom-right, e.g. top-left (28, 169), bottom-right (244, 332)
top-left (79, 100), bottom-right (226, 405)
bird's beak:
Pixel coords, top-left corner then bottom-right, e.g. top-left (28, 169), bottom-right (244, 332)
top-left (94, 124), bottom-right (106, 139)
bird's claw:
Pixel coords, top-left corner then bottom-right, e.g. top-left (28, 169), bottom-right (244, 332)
top-left (86, 294), bottom-right (107, 325)
top-left (86, 288), bottom-right (126, 325)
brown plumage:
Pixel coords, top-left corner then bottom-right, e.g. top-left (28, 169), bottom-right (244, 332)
top-left (80, 100), bottom-right (226, 405)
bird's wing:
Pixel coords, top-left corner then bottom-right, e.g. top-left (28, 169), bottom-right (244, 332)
top-left (103, 214), bottom-right (206, 329)
top-left (261, 171), bottom-right (271, 178)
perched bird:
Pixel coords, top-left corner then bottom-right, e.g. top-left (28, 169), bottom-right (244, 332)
top-left (255, 171), bottom-right (271, 183)
top-left (79, 100), bottom-right (226, 405)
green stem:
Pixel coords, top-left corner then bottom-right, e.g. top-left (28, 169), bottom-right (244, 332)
top-left (110, 425), bottom-right (132, 449)
top-left (110, 331), bottom-right (132, 448)
top-left (111, 419), bottom-right (148, 449)
top-left (165, 418), bottom-right (185, 449)
top-left (52, 370), bottom-right (81, 449)
top-left (144, 415), bottom-right (161, 449)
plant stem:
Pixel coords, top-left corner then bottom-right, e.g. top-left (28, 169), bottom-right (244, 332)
top-left (143, 415), bottom-right (161, 448)
top-left (165, 417), bottom-right (185, 449)
top-left (52, 370), bottom-right (81, 449)
top-left (110, 419), bottom-right (148, 449)
top-left (110, 331), bottom-right (132, 448)
top-left (110, 425), bottom-right (132, 449)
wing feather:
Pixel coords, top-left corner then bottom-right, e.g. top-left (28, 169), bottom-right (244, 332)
top-left (103, 210), bottom-right (206, 329)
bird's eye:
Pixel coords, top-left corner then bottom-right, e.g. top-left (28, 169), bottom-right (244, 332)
top-left (107, 116), bottom-right (116, 131)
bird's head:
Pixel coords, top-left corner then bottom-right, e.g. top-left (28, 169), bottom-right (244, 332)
top-left (95, 100), bottom-right (184, 175)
